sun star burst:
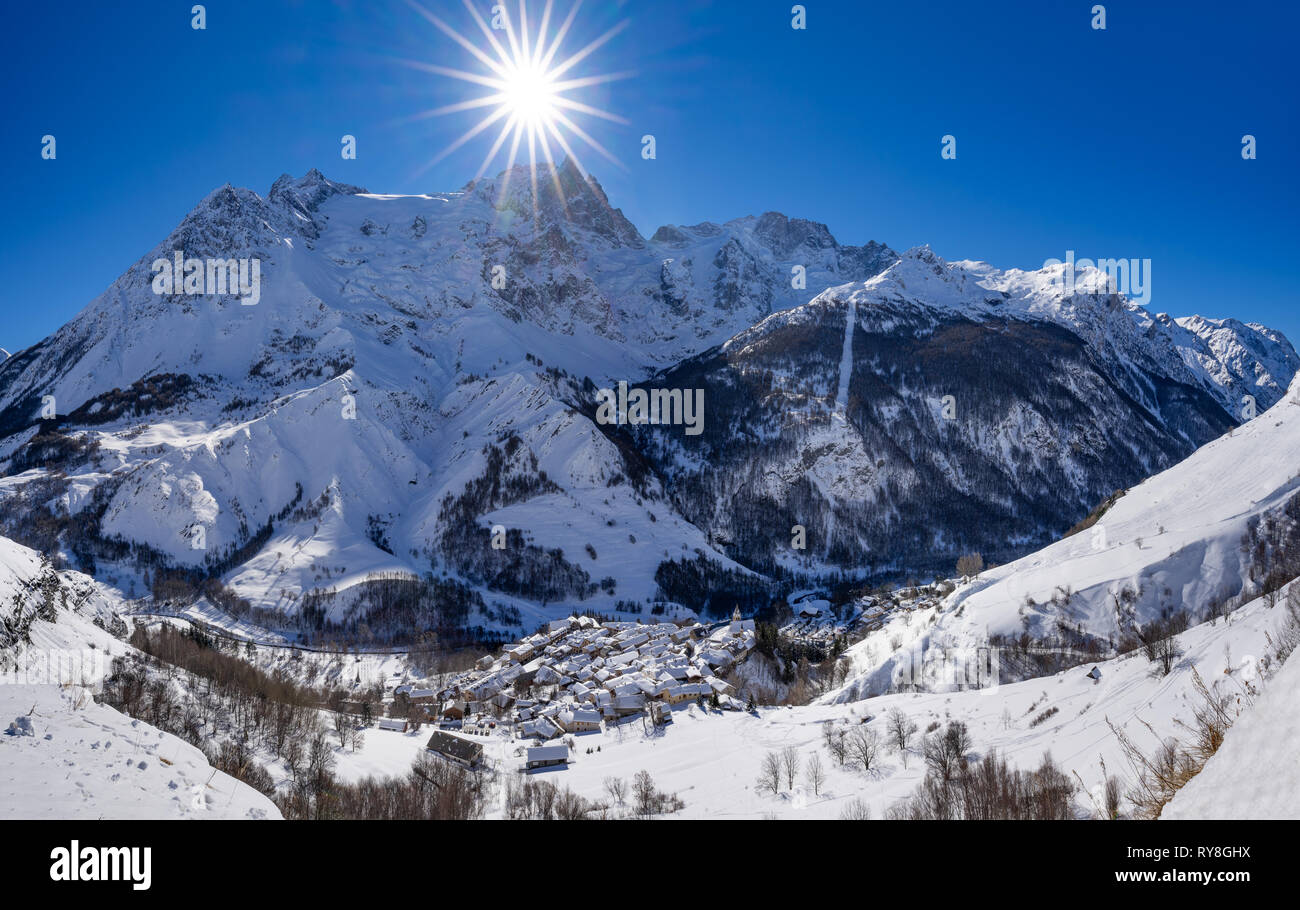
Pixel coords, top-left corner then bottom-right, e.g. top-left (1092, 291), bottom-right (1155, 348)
top-left (403, 0), bottom-right (631, 202)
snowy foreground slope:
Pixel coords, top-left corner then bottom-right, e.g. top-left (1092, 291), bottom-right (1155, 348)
top-left (331, 597), bottom-right (1283, 819)
top-left (0, 685), bottom-right (280, 820)
top-left (0, 533), bottom-right (281, 819)
top-left (824, 373), bottom-right (1300, 700)
top-left (1162, 628), bottom-right (1300, 820)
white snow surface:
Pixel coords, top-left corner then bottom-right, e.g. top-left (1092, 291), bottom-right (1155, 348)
top-left (0, 684), bottom-right (281, 819)
top-left (0, 533), bottom-right (281, 819)
top-left (1163, 612), bottom-right (1300, 819)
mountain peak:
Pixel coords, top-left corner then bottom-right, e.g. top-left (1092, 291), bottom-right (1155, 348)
top-left (267, 169), bottom-right (367, 240)
top-left (747, 211), bottom-right (837, 257)
top-left (269, 168), bottom-right (367, 198)
top-left (466, 158), bottom-right (644, 249)
top-left (901, 243), bottom-right (944, 265)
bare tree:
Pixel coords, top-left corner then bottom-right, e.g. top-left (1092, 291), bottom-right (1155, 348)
top-left (1269, 585), bottom-right (1300, 665)
top-left (839, 797), bottom-right (871, 820)
top-left (823, 722), bottom-right (848, 765)
top-left (780, 745), bottom-right (801, 789)
top-left (886, 708), bottom-right (917, 766)
top-left (1264, 584), bottom-right (1282, 610)
top-left (956, 553), bottom-right (984, 578)
top-left (805, 752), bottom-right (826, 796)
top-left (332, 707), bottom-right (351, 747)
top-left (758, 751), bottom-right (782, 794)
top-left (923, 721), bottom-right (971, 782)
top-left (1138, 613), bottom-right (1189, 676)
top-left (554, 787), bottom-right (590, 820)
top-left (848, 726), bottom-right (881, 772)
top-left (603, 776), bottom-right (628, 806)
top-left (632, 769), bottom-right (656, 818)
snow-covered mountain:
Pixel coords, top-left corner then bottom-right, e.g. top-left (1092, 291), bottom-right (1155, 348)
top-left (634, 246), bottom-right (1297, 579)
top-left (0, 162), bottom-right (1294, 638)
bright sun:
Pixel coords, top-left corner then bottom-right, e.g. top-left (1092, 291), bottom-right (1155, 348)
top-left (402, 0), bottom-right (630, 189)
top-left (501, 62), bottom-right (559, 128)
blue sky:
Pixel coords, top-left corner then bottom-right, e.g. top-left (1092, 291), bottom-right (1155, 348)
top-left (2, 0), bottom-right (1296, 353)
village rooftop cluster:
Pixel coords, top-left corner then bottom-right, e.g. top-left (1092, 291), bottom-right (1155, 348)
top-left (408, 609), bottom-right (757, 767)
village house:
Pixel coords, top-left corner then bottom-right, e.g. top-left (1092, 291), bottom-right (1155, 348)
top-left (525, 744), bottom-right (570, 770)
top-left (661, 682), bottom-right (712, 705)
top-left (705, 676), bottom-right (736, 697)
top-left (555, 708), bottom-right (602, 733)
top-left (520, 715), bottom-right (562, 740)
top-left (426, 731), bottom-right (484, 768)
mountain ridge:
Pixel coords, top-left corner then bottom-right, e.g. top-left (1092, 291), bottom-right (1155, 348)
top-left (0, 162), bottom-right (1294, 640)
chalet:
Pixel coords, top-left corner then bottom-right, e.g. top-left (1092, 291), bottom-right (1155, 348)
top-left (705, 676), bottom-right (735, 697)
top-left (507, 642), bottom-right (536, 663)
top-left (698, 647), bottom-right (733, 668)
top-left (525, 744), bottom-right (570, 770)
top-left (661, 682), bottom-right (712, 705)
top-left (611, 694), bottom-right (645, 716)
top-left (377, 717), bottom-right (409, 733)
top-left (521, 716), bottom-right (562, 740)
top-left (607, 678), bottom-right (643, 698)
top-left (534, 665), bottom-right (564, 686)
top-left (426, 731), bottom-right (484, 768)
top-left (468, 677), bottom-right (504, 700)
top-left (441, 701), bottom-right (466, 721)
top-left (606, 650), bottom-right (638, 669)
top-left (794, 596), bottom-right (829, 618)
top-left (556, 708), bottom-right (602, 733)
